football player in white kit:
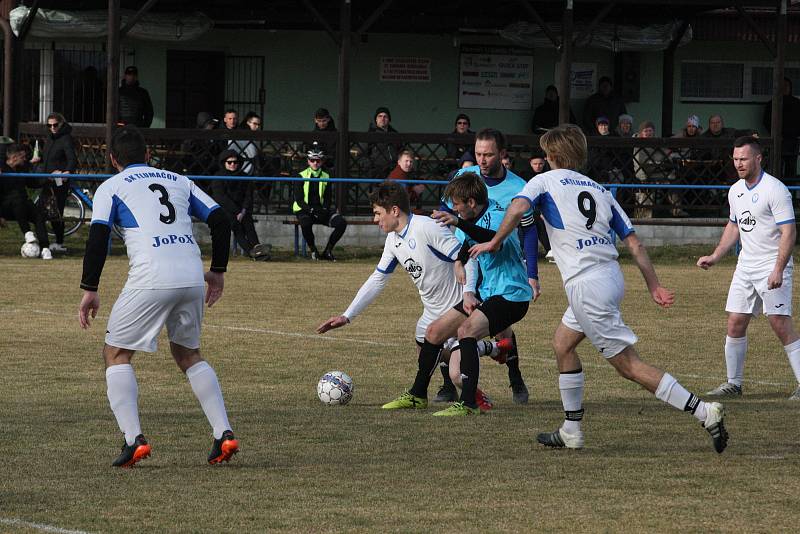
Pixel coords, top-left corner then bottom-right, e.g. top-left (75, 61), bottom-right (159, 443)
top-left (471, 124), bottom-right (729, 453)
top-left (698, 136), bottom-right (800, 400)
top-left (317, 181), bottom-right (508, 411)
top-left (78, 127), bottom-right (239, 467)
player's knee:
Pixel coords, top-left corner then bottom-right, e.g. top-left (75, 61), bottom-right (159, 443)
top-left (425, 324), bottom-right (446, 345)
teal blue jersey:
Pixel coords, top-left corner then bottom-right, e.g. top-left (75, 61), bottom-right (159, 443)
top-left (461, 199), bottom-right (532, 303)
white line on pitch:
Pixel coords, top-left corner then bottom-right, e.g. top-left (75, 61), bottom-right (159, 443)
top-left (0, 517), bottom-right (91, 534)
top-left (14, 308), bottom-right (791, 387)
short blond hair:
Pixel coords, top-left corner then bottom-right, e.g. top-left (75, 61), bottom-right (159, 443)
top-left (539, 124), bottom-right (587, 170)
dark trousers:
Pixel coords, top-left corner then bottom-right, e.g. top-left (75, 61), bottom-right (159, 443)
top-left (296, 209), bottom-right (347, 252)
top-left (0, 196), bottom-right (50, 248)
top-left (42, 181), bottom-right (69, 243)
top-left (232, 213), bottom-right (260, 254)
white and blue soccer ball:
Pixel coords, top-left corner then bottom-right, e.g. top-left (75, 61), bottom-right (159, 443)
top-left (317, 371), bottom-right (354, 406)
top-left (20, 242), bottom-right (41, 258)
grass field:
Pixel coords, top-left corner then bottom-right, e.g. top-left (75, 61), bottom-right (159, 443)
top-left (1, 233), bottom-right (799, 533)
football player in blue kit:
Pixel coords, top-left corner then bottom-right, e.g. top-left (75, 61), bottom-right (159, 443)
top-left (471, 124), bottom-right (729, 453)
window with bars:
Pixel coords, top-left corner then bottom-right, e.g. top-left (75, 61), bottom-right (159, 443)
top-left (681, 60), bottom-right (800, 102)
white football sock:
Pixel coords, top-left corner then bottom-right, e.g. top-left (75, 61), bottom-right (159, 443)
top-left (783, 338), bottom-right (800, 384)
top-left (186, 361), bottom-right (232, 439)
top-left (559, 371), bottom-right (584, 434)
top-left (106, 364), bottom-right (141, 446)
top-left (477, 340), bottom-right (497, 357)
top-left (724, 336), bottom-right (748, 387)
top-left (655, 373), bottom-right (707, 422)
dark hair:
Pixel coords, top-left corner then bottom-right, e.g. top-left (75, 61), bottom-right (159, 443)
top-left (475, 128), bottom-right (506, 151)
top-left (110, 126), bottom-right (147, 167)
top-left (444, 171), bottom-right (488, 206)
top-left (224, 109), bottom-right (238, 116)
top-left (315, 107), bottom-right (331, 119)
top-left (46, 112), bottom-right (66, 125)
top-left (368, 181), bottom-right (410, 215)
top-left (454, 113), bottom-right (470, 127)
top-left (733, 135), bottom-right (762, 155)
top-left (6, 143), bottom-right (26, 155)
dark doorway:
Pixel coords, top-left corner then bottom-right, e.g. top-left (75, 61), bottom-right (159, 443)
top-left (166, 50), bottom-right (225, 128)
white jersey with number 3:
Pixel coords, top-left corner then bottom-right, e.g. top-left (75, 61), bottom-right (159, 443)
top-left (91, 164), bottom-right (220, 290)
top-left (514, 169), bottom-right (635, 284)
top-left (728, 171), bottom-right (795, 272)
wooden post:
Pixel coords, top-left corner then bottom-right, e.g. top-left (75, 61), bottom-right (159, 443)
top-left (335, 0), bottom-right (351, 211)
top-left (106, 0), bottom-right (120, 170)
top-left (0, 16), bottom-right (13, 138)
top-left (558, 0), bottom-right (573, 124)
top-left (661, 21), bottom-right (689, 137)
top-left (771, 0), bottom-right (787, 179)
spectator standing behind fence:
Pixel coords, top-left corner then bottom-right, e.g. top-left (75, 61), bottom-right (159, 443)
top-left (763, 77), bottom-right (800, 179)
top-left (531, 85), bottom-right (575, 132)
top-left (211, 149), bottom-right (271, 261)
top-left (181, 112), bottom-right (220, 178)
top-left (582, 76), bottom-right (627, 135)
top-left (293, 145), bottom-right (347, 261)
top-left (634, 121), bottom-right (667, 218)
top-left (446, 114), bottom-right (474, 160)
top-left (588, 116), bottom-right (621, 183)
top-left (0, 143), bottom-right (51, 259)
top-left (701, 115), bottom-right (738, 175)
top-left (311, 107), bottom-right (337, 169)
top-left (230, 111), bottom-right (262, 176)
top-left (367, 107), bottom-right (400, 177)
top-left (388, 150), bottom-right (425, 214)
top-left (31, 112), bottom-right (76, 253)
top-left (616, 114), bottom-right (634, 137)
top-left (118, 66), bottom-right (153, 128)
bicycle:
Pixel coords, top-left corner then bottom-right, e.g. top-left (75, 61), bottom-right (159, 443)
top-left (35, 180), bottom-right (123, 239)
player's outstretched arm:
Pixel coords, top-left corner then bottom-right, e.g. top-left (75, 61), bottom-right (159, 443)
top-left (697, 221), bottom-right (739, 270)
top-left (204, 271), bottom-right (224, 307)
top-left (623, 233), bottom-right (675, 308)
top-left (78, 290), bottom-right (100, 329)
top-left (470, 197), bottom-right (529, 258)
top-left (317, 316), bottom-right (350, 334)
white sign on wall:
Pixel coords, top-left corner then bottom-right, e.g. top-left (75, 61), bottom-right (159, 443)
top-left (458, 45), bottom-right (533, 110)
top-left (555, 62), bottom-right (598, 99)
top-left (380, 57), bottom-right (431, 82)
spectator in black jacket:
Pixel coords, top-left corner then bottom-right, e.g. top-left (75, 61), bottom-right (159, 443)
top-left (311, 107), bottom-right (337, 170)
top-left (531, 85), bottom-right (576, 132)
top-left (31, 112), bottom-right (76, 253)
top-left (763, 77), bottom-right (800, 178)
top-left (0, 143), bottom-right (51, 258)
top-left (211, 149), bottom-right (270, 261)
top-left (118, 66), bottom-right (153, 127)
top-left (582, 76), bottom-right (627, 135)
top-left (367, 106), bottom-right (400, 177)
top-left (446, 113), bottom-right (474, 160)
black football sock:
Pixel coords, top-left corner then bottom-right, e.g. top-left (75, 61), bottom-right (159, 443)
top-left (409, 340), bottom-right (443, 398)
top-left (440, 363), bottom-right (454, 386)
top-left (458, 337), bottom-right (479, 408)
top-left (507, 332), bottom-right (523, 385)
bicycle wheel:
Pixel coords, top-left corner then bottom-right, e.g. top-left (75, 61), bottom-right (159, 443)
top-left (60, 190), bottom-right (86, 237)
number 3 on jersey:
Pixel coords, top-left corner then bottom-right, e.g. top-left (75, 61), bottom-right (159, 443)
top-left (148, 183), bottom-right (176, 224)
top-left (577, 191), bottom-right (596, 230)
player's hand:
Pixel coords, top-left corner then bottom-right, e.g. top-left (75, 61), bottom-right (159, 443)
top-left (78, 290), bottom-right (100, 329)
top-left (430, 210), bottom-right (458, 227)
top-left (652, 286), bottom-right (675, 308)
top-left (463, 292), bottom-right (480, 315)
top-left (529, 278), bottom-right (541, 302)
top-left (696, 255), bottom-right (716, 270)
top-left (469, 240), bottom-right (499, 258)
top-left (317, 315), bottom-right (349, 334)
top-left (454, 261), bottom-right (466, 285)
top-left (767, 269), bottom-right (783, 290)
top-left (204, 271), bottom-right (224, 307)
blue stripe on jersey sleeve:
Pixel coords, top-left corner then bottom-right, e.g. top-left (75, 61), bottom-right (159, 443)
top-left (776, 218), bottom-right (795, 225)
top-left (446, 242), bottom-right (461, 259)
top-left (538, 192), bottom-right (565, 230)
top-left (189, 193), bottom-right (218, 222)
top-left (610, 205), bottom-right (634, 239)
top-left (428, 244), bottom-right (456, 263)
top-left (376, 257), bottom-right (399, 274)
top-left (111, 195), bottom-right (139, 228)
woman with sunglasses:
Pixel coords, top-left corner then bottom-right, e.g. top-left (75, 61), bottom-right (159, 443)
top-left (210, 149), bottom-right (270, 261)
top-left (31, 111), bottom-right (77, 253)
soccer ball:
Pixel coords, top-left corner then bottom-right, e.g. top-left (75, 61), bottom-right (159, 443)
top-left (21, 242), bottom-right (41, 258)
top-left (317, 371), bottom-right (354, 406)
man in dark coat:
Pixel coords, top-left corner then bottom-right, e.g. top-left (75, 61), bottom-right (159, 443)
top-left (118, 66), bottom-right (154, 127)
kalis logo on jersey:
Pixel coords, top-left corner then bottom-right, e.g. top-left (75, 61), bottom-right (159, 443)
top-left (738, 211), bottom-right (756, 232)
top-left (404, 258), bottom-right (423, 279)
top-left (152, 234), bottom-right (196, 247)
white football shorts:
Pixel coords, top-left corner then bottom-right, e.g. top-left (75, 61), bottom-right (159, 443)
top-left (725, 264), bottom-right (793, 317)
top-left (105, 286), bottom-right (205, 352)
top-left (562, 262), bottom-right (638, 358)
